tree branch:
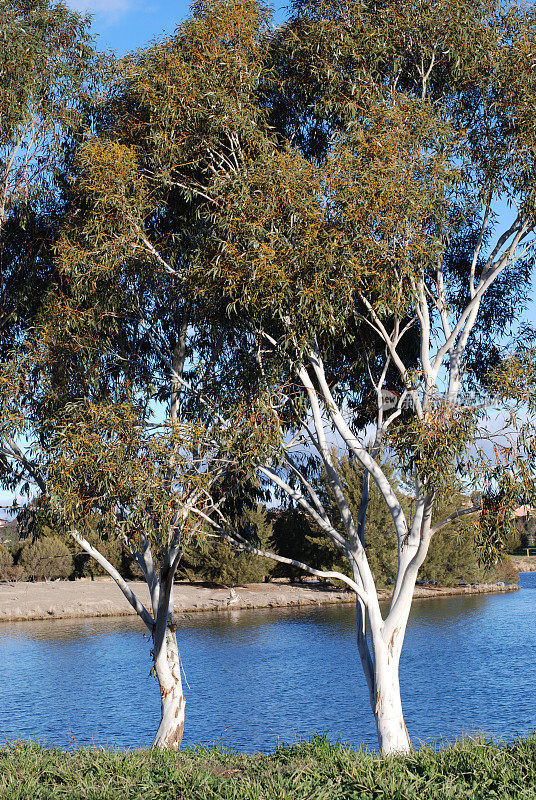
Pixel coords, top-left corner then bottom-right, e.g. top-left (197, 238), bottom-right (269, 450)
top-left (430, 504), bottom-right (481, 535)
top-left (192, 507), bottom-right (369, 603)
top-left (71, 530), bottom-right (154, 630)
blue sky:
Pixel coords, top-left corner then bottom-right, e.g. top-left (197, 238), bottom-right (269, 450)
top-left (66, 0), bottom-right (286, 54)
top-left (67, 0), bottom-right (193, 54)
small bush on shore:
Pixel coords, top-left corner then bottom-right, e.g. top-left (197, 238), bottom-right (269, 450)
top-left (18, 537), bottom-right (73, 581)
top-left (0, 543), bottom-right (23, 581)
top-left (0, 543), bottom-right (14, 580)
top-left (0, 735), bottom-right (535, 799)
top-left (489, 556), bottom-right (519, 584)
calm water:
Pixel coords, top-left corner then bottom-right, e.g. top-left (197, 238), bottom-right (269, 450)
top-left (0, 575), bottom-right (535, 752)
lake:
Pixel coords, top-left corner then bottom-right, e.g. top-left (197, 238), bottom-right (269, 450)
top-left (0, 574), bottom-right (535, 752)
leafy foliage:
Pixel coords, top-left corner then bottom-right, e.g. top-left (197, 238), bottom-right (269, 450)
top-left (387, 404), bottom-right (477, 496)
top-left (0, 0), bottom-right (95, 354)
top-left (0, 542), bottom-right (13, 580)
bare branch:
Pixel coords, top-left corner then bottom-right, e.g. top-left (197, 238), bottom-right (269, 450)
top-left (308, 349), bottom-right (409, 544)
top-left (135, 231), bottom-right (181, 278)
top-left (71, 530), bottom-right (154, 630)
top-left (296, 362), bottom-right (362, 549)
top-left (191, 507), bottom-right (369, 603)
top-left (283, 453), bottom-right (333, 528)
top-left (469, 198), bottom-right (491, 298)
top-left (430, 504), bottom-right (481, 535)
top-left (258, 464), bottom-right (349, 552)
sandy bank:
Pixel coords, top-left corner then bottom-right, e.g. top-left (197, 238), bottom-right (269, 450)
top-left (0, 578), bottom-right (518, 623)
top-left (509, 555), bottom-right (536, 572)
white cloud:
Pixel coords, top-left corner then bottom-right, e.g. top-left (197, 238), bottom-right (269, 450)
top-left (66, 0), bottom-right (132, 24)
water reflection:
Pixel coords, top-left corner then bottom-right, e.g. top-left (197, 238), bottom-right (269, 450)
top-left (0, 576), bottom-right (534, 751)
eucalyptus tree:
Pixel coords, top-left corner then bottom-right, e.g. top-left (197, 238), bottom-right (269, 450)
top-left (0, 0), bottom-right (95, 488)
top-left (180, 0), bottom-right (536, 753)
top-left (0, 0), bottom-right (205, 750)
top-left (0, 0), bottom-right (278, 749)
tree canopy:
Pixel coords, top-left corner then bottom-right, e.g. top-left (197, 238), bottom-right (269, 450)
top-left (1, 0), bottom-right (536, 754)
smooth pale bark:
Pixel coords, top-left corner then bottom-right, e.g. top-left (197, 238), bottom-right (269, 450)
top-left (152, 624), bottom-right (186, 749)
top-left (352, 550), bottom-right (415, 755)
top-left (372, 629), bottom-right (412, 754)
top-left (76, 529), bottom-right (187, 748)
top-left (357, 619), bottom-right (413, 755)
top-left (355, 599), bottom-right (375, 710)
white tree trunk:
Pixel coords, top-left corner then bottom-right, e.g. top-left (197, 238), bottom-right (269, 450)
top-left (372, 632), bottom-right (412, 755)
top-left (152, 625), bottom-right (186, 749)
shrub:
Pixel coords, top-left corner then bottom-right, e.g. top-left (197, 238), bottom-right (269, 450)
top-left (180, 505), bottom-right (275, 585)
top-left (490, 556), bottom-right (519, 584)
top-left (18, 536), bottom-right (73, 581)
top-left (419, 527), bottom-right (483, 585)
top-left (0, 543), bottom-right (14, 580)
top-left (201, 542), bottom-right (273, 585)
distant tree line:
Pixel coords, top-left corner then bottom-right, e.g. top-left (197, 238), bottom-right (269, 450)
top-left (0, 458), bottom-right (518, 586)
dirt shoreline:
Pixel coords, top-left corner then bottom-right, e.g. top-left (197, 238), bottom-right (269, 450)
top-left (0, 578), bottom-right (519, 623)
top-left (509, 555), bottom-right (536, 572)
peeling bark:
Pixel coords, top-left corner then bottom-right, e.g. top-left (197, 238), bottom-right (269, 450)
top-left (152, 625), bottom-right (186, 749)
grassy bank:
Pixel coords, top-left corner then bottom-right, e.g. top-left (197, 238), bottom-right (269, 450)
top-left (1, 735), bottom-right (536, 799)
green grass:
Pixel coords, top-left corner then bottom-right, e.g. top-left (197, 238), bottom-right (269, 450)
top-left (1, 734), bottom-right (536, 799)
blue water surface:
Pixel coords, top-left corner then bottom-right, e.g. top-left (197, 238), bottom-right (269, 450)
top-left (0, 575), bottom-right (534, 752)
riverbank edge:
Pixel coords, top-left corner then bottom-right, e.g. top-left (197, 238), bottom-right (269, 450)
top-left (0, 578), bottom-right (518, 623)
top-left (1, 735), bottom-right (535, 800)
top-left (509, 555), bottom-right (536, 572)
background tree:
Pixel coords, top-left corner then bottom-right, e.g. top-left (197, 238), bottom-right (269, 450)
top-left (180, 504), bottom-right (274, 585)
top-left (0, 0), bottom-right (95, 497)
top-left (307, 456), bottom-right (504, 588)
